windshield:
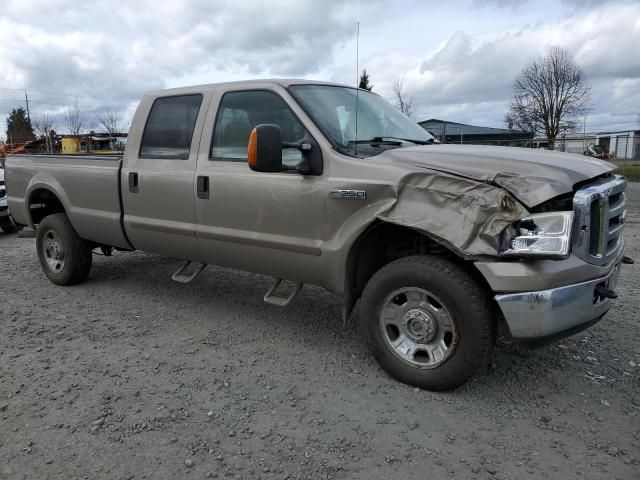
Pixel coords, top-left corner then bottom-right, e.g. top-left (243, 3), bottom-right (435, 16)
top-left (290, 84), bottom-right (433, 156)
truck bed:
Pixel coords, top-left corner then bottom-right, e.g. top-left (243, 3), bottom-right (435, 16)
top-left (5, 154), bottom-right (131, 249)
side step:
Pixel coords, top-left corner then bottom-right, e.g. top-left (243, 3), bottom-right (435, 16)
top-left (172, 261), bottom-right (207, 284)
top-left (264, 278), bottom-right (303, 307)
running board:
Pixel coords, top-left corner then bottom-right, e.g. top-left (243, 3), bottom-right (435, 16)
top-left (264, 278), bottom-right (303, 307)
top-left (172, 261), bottom-right (207, 284)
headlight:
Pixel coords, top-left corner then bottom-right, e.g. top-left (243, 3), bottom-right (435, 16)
top-left (500, 211), bottom-right (573, 258)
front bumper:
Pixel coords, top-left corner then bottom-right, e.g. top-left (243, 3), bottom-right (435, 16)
top-left (495, 261), bottom-right (621, 340)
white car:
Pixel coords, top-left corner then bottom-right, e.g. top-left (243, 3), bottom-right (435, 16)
top-left (0, 165), bottom-right (17, 233)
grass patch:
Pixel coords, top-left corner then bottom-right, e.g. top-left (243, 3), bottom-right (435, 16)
top-left (613, 164), bottom-right (640, 182)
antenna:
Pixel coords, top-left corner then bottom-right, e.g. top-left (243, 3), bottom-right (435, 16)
top-left (355, 21), bottom-right (360, 155)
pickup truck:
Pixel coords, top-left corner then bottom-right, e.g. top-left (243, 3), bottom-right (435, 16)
top-left (5, 80), bottom-right (628, 390)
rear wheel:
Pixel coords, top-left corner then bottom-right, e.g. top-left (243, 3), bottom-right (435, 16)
top-left (360, 255), bottom-right (494, 390)
top-left (36, 213), bottom-right (92, 285)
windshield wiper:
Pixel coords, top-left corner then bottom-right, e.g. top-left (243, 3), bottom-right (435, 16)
top-left (347, 136), bottom-right (434, 146)
top-left (397, 137), bottom-right (435, 145)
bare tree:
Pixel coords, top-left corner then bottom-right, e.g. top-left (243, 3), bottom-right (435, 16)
top-left (96, 109), bottom-right (122, 136)
top-left (32, 113), bottom-right (56, 153)
top-left (64, 103), bottom-right (84, 136)
top-left (506, 47), bottom-right (590, 150)
top-left (392, 76), bottom-right (416, 119)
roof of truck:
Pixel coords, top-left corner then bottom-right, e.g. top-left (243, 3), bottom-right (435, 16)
top-left (145, 79), bottom-right (351, 97)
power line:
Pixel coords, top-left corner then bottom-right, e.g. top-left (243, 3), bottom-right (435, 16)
top-left (0, 87), bottom-right (122, 102)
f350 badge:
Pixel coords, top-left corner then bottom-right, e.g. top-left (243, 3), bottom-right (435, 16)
top-left (329, 189), bottom-right (367, 200)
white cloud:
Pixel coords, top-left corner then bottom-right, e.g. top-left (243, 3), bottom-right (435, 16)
top-left (360, 2), bottom-right (640, 129)
top-left (0, 0), bottom-right (638, 138)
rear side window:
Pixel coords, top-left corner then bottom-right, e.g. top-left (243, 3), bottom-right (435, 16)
top-left (210, 90), bottom-right (306, 167)
top-left (139, 94), bottom-right (203, 159)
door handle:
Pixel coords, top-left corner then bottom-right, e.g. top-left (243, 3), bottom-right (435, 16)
top-left (128, 172), bottom-right (138, 193)
top-left (197, 175), bottom-right (209, 199)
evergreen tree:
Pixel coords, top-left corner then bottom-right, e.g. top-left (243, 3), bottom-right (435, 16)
top-left (6, 107), bottom-right (35, 144)
top-left (358, 69), bottom-right (373, 91)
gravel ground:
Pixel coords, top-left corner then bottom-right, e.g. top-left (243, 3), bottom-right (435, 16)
top-left (1, 184), bottom-right (639, 480)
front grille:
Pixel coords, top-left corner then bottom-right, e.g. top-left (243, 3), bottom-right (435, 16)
top-left (573, 175), bottom-right (626, 266)
top-left (0, 188), bottom-right (5, 199)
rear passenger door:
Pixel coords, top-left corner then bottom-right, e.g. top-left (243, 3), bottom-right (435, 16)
top-left (122, 90), bottom-right (211, 259)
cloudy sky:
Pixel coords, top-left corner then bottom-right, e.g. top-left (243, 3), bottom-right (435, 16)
top-left (1, 0), bottom-right (639, 140)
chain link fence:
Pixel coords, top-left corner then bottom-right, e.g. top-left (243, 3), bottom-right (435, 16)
top-left (539, 133), bottom-right (640, 162)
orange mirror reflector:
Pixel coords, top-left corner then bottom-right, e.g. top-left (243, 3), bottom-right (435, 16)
top-left (247, 128), bottom-right (258, 167)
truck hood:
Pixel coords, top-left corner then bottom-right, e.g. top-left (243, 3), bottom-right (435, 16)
top-left (375, 144), bottom-right (616, 208)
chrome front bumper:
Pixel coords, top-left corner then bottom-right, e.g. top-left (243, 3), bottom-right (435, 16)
top-left (495, 262), bottom-right (621, 340)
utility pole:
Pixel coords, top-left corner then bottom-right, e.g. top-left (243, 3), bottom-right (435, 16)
top-left (24, 90), bottom-right (31, 122)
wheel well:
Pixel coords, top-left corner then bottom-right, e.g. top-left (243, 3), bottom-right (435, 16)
top-left (344, 222), bottom-right (481, 319)
top-left (29, 189), bottom-right (66, 225)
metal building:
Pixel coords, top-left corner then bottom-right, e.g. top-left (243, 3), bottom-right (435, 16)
top-left (419, 119), bottom-right (533, 146)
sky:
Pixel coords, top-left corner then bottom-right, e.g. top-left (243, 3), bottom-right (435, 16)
top-left (1, 0), bottom-right (639, 140)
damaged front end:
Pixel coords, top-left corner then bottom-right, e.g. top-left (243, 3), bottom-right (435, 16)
top-left (375, 171), bottom-right (529, 258)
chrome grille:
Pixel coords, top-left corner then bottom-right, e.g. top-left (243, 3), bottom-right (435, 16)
top-left (572, 175), bottom-right (626, 266)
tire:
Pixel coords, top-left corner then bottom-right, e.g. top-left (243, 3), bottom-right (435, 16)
top-left (36, 213), bottom-right (92, 285)
top-left (360, 255), bottom-right (494, 391)
top-left (2, 226), bottom-right (17, 233)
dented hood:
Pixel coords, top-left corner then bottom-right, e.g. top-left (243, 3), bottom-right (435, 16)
top-left (374, 144), bottom-right (616, 208)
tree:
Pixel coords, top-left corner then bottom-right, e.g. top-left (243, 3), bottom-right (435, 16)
top-left (506, 47), bottom-right (590, 150)
top-left (64, 104), bottom-right (84, 135)
top-left (359, 69), bottom-right (373, 91)
top-left (96, 109), bottom-right (122, 136)
top-left (392, 76), bottom-right (415, 119)
top-left (33, 113), bottom-right (56, 153)
top-left (6, 107), bottom-right (35, 144)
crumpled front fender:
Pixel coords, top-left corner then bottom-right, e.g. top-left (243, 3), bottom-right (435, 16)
top-left (375, 172), bottom-right (529, 257)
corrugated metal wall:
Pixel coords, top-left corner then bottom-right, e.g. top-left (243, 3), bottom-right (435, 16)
top-left (615, 135), bottom-right (629, 158)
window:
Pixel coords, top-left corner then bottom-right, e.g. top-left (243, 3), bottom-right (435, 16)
top-left (140, 94), bottom-right (203, 159)
top-left (290, 85), bottom-right (433, 158)
top-left (211, 90), bottom-right (306, 167)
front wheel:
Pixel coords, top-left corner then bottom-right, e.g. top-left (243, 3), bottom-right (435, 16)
top-left (360, 255), bottom-right (494, 391)
top-left (36, 213), bottom-right (92, 285)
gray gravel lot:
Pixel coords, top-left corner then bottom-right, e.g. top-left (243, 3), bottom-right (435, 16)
top-left (1, 184), bottom-right (639, 480)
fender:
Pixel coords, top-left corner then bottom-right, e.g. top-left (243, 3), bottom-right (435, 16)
top-left (26, 174), bottom-right (73, 225)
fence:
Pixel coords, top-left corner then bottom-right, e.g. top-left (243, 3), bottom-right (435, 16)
top-left (544, 133), bottom-right (640, 160)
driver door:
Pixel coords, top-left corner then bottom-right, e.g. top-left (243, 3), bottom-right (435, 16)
top-left (194, 87), bottom-right (327, 285)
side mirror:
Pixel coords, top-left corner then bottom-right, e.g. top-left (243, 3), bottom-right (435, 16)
top-left (247, 124), bottom-right (284, 173)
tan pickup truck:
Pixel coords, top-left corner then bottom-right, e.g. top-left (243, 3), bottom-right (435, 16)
top-left (5, 80), bottom-right (629, 390)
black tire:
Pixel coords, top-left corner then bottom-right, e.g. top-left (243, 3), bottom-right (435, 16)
top-left (2, 226), bottom-right (17, 233)
top-left (360, 255), bottom-right (494, 391)
top-left (36, 213), bottom-right (92, 285)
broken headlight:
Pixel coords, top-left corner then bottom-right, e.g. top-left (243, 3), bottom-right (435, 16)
top-left (500, 211), bottom-right (574, 258)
